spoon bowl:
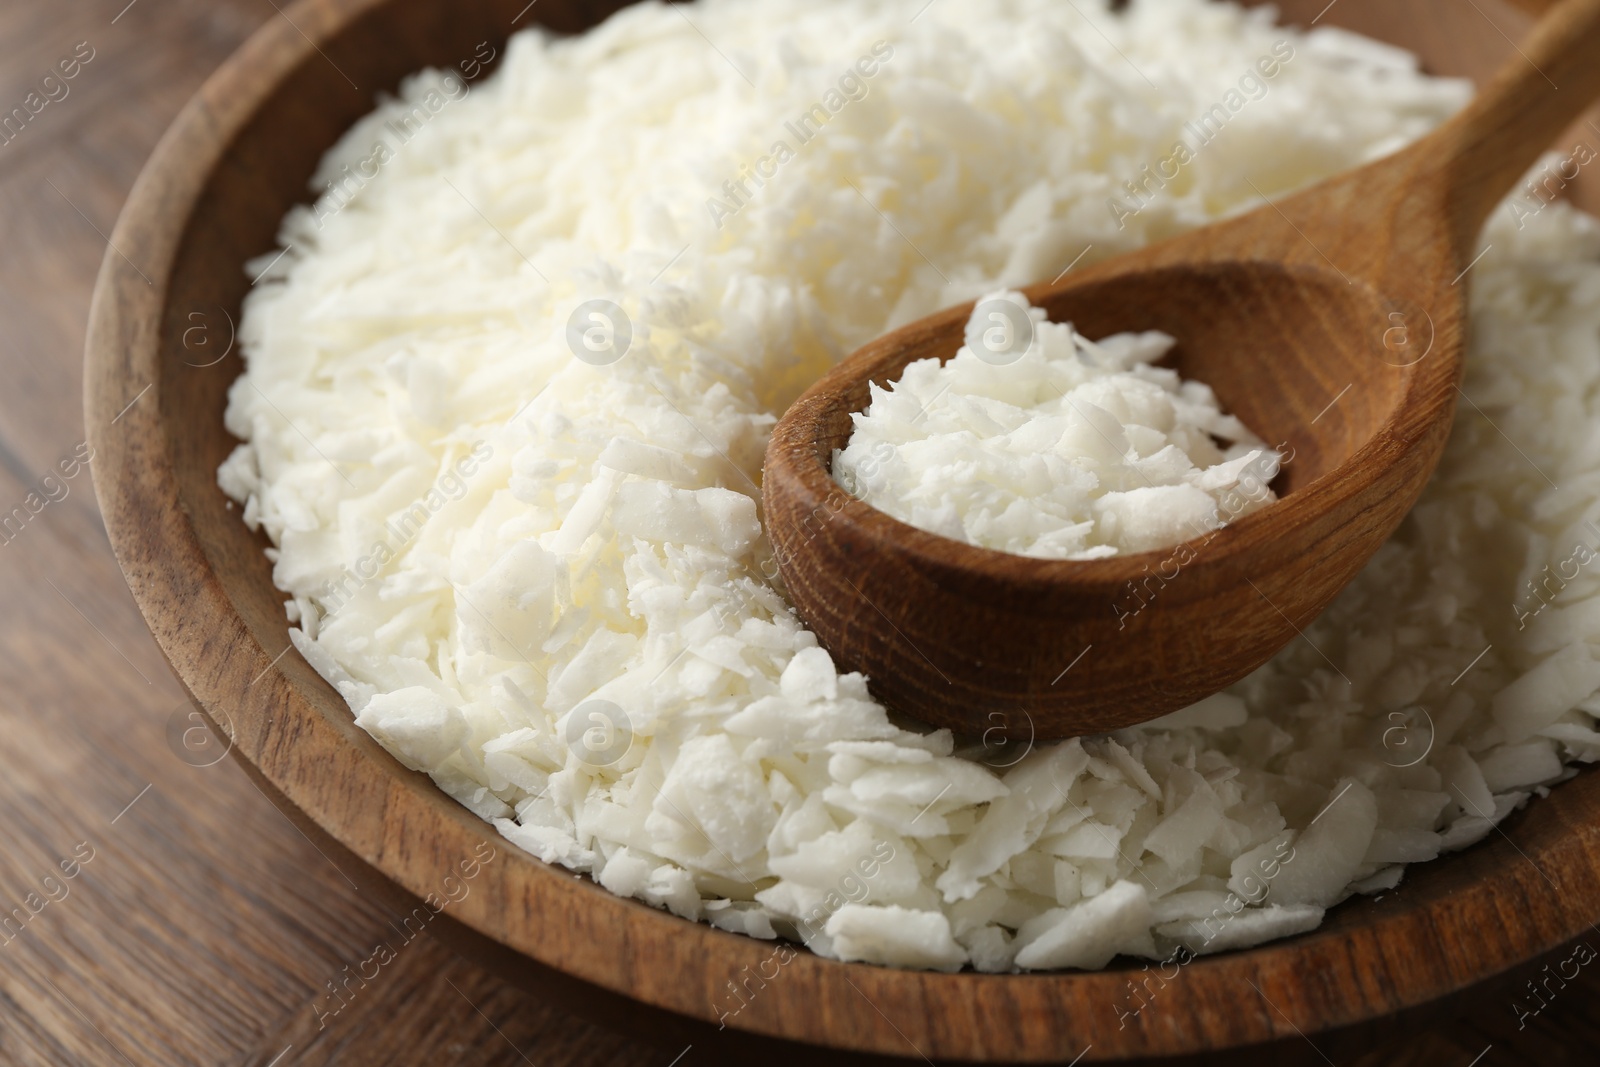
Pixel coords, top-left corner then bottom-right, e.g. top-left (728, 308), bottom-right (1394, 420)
top-left (764, 0), bottom-right (1600, 739)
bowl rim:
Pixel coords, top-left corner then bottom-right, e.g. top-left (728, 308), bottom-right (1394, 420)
top-left (83, 0), bottom-right (1600, 1061)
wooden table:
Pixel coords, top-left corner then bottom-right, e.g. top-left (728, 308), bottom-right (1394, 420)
top-left (2, 1), bottom-right (1598, 1064)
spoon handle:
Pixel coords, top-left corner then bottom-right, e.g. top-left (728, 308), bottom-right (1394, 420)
top-left (1420, 0), bottom-right (1600, 250)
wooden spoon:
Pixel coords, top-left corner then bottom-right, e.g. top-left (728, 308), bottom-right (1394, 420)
top-left (763, 0), bottom-right (1600, 741)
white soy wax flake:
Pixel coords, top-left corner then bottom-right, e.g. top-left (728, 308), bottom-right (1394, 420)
top-left (835, 290), bottom-right (1281, 559)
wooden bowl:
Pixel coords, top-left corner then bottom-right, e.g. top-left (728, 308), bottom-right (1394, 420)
top-left (85, 0), bottom-right (1600, 1061)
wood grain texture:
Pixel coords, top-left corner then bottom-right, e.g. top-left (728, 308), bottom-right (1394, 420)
top-left (0, 2), bottom-right (670, 1066)
top-left (0, 0), bottom-right (1566, 1064)
top-left (764, 0), bottom-right (1600, 739)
